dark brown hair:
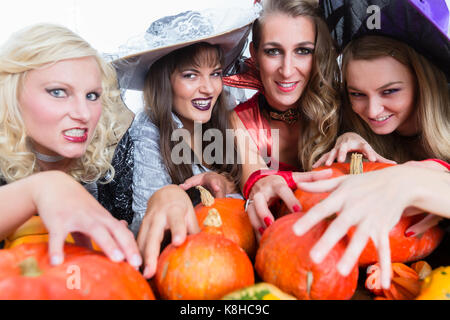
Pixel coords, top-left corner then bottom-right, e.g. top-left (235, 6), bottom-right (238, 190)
top-left (143, 42), bottom-right (241, 185)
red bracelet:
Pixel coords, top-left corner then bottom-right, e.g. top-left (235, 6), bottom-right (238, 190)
top-left (243, 170), bottom-right (297, 199)
top-left (422, 159), bottom-right (450, 170)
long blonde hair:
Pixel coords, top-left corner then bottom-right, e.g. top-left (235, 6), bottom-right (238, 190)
top-left (341, 35), bottom-right (450, 163)
top-left (252, 0), bottom-right (340, 171)
top-left (0, 23), bottom-right (130, 183)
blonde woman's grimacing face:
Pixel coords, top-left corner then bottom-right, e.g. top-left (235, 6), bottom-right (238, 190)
top-left (346, 56), bottom-right (417, 136)
top-left (19, 57), bottom-right (103, 159)
top-left (251, 13), bottom-right (315, 111)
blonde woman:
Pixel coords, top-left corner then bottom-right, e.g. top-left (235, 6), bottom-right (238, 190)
top-left (0, 23), bottom-right (140, 268)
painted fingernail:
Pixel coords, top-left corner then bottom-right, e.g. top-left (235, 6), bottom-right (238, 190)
top-left (293, 205), bottom-right (302, 212)
top-left (50, 255), bottom-right (63, 266)
top-left (130, 254), bottom-right (142, 267)
top-left (264, 217), bottom-right (273, 227)
top-left (405, 231), bottom-right (415, 238)
top-left (259, 227), bottom-right (265, 236)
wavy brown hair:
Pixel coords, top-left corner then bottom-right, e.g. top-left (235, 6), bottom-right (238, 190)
top-left (143, 42), bottom-right (241, 185)
top-left (252, 0), bottom-right (340, 171)
top-left (341, 35), bottom-right (450, 163)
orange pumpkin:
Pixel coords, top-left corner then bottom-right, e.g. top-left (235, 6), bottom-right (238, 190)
top-left (349, 214), bottom-right (444, 266)
top-left (279, 157), bottom-right (394, 216)
top-left (155, 209), bottom-right (255, 300)
top-left (4, 216), bottom-right (101, 251)
top-left (279, 154), bottom-right (444, 266)
top-left (255, 212), bottom-right (359, 300)
top-left (0, 242), bottom-right (155, 300)
top-left (194, 186), bottom-right (256, 258)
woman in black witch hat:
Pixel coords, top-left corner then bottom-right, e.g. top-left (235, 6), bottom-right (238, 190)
top-left (293, 0), bottom-right (450, 290)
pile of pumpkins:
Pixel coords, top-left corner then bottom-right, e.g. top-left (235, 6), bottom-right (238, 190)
top-left (0, 155), bottom-right (448, 300)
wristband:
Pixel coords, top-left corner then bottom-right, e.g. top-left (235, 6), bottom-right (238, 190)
top-left (422, 159), bottom-right (450, 171)
top-left (243, 169), bottom-right (297, 199)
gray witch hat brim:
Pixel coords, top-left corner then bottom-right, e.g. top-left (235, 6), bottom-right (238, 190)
top-left (320, 0), bottom-right (450, 80)
top-left (112, 23), bottom-right (252, 91)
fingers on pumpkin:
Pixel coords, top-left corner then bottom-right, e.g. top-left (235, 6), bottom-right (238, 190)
top-left (87, 226), bottom-right (125, 263)
top-left (309, 213), bottom-right (351, 265)
top-left (139, 214), bottom-right (166, 279)
top-left (404, 214), bottom-right (442, 238)
top-left (377, 233), bottom-right (392, 289)
top-left (47, 230), bottom-right (67, 265)
top-left (292, 192), bottom-right (341, 237)
top-left (336, 222), bottom-right (370, 276)
top-left (337, 144), bottom-right (349, 163)
top-left (271, 183), bottom-right (301, 214)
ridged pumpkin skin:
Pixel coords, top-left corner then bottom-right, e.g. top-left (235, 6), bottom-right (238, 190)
top-left (195, 198), bottom-right (256, 258)
top-left (255, 212), bottom-right (358, 300)
top-left (0, 243), bottom-right (155, 300)
top-left (155, 232), bottom-right (255, 300)
top-left (350, 214), bottom-right (444, 266)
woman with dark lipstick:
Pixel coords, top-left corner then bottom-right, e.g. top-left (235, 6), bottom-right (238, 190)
top-left (0, 23), bottom-right (141, 268)
top-left (98, 8), bottom-right (259, 278)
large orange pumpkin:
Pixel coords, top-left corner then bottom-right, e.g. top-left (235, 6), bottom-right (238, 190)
top-left (155, 209), bottom-right (255, 300)
top-left (194, 186), bottom-right (256, 258)
top-left (279, 154), bottom-right (444, 266)
top-left (255, 212), bottom-right (359, 300)
top-left (0, 242), bottom-right (155, 300)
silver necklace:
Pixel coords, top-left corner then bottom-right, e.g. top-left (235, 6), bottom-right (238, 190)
top-left (31, 148), bottom-right (65, 163)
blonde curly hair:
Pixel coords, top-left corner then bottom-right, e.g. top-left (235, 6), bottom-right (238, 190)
top-left (0, 23), bottom-right (131, 184)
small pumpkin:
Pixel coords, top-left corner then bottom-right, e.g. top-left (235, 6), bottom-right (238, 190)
top-left (194, 186), bottom-right (256, 258)
top-left (0, 242), bottom-right (155, 300)
top-left (255, 212), bottom-right (359, 300)
top-left (222, 282), bottom-right (296, 300)
top-left (155, 209), bottom-right (255, 300)
top-left (416, 266), bottom-right (450, 300)
top-left (4, 216), bottom-right (101, 251)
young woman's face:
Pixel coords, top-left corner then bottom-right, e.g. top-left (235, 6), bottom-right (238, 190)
top-left (252, 13), bottom-right (315, 111)
top-left (346, 56), bottom-right (417, 135)
top-left (170, 60), bottom-right (223, 129)
top-left (19, 57), bottom-right (103, 159)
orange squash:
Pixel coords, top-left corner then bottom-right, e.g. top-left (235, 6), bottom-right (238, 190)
top-left (0, 242), bottom-right (155, 300)
top-left (155, 208), bottom-right (255, 300)
top-left (255, 212), bottom-right (358, 300)
top-left (194, 186), bottom-right (256, 259)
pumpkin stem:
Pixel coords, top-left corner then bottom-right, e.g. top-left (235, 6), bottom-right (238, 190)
top-left (306, 271), bottom-right (313, 298)
top-left (203, 208), bottom-right (222, 228)
top-left (349, 153), bottom-right (363, 175)
top-left (196, 186), bottom-right (215, 207)
top-left (19, 257), bottom-right (43, 277)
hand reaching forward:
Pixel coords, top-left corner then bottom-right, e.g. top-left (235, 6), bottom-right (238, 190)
top-left (313, 132), bottom-right (396, 168)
